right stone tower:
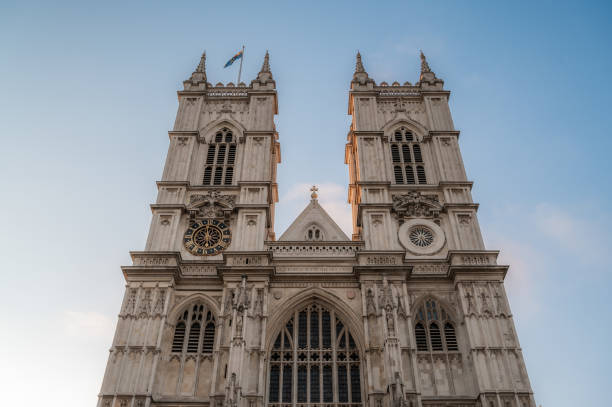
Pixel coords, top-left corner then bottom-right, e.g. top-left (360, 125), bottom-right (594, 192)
top-left (346, 52), bottom-right (536, 407)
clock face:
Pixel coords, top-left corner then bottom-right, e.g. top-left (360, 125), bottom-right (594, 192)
top-left (183, 219), bottom-right (231, 256)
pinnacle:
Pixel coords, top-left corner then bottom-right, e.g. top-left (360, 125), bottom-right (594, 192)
top-left (355, 51), bottom-right (365, 73)
top-left (420, 50), bottom-right (431, 73)
top-left (260, 50), bottom-right (271, 73)
top-left (196, 51), bottom-right (206, 73)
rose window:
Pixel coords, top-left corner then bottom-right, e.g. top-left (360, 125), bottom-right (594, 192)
top-left (409, 226), bottom-right (434, 247)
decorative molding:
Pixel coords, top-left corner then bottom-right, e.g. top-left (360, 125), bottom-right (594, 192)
top-left (392, 191), bottom-right (443, 220)
top-left (181, 264), bottom-right (217, 275)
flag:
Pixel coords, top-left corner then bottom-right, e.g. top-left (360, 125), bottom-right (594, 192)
top-left (224, 50), bottom-right (243, 68)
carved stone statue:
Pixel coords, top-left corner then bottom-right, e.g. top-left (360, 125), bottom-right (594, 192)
top-left (366, 289), bottom-right (377, 316)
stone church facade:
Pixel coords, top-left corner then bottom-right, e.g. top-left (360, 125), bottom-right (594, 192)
top-left (97, 51), bottom-right (536, 407)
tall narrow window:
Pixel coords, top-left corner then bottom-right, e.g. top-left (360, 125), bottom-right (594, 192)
top-left (414, 299), bottom-right (459, 353)
top-left (203, 127), bottom-right (237, 186)
top-left (268, 303), bottom-right (362, 407)
top-left (170, 303), bottom-right (216, 356)
top-left (389, 127), bottom-right (427, 185)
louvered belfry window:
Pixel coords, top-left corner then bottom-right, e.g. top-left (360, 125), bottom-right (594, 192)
top-left (171, 303), bottom-right (215, 355)
top-left (414, 299), bottom-right (459, 352)
top-left (268, 303), bottom-right (362, 407)
top-left (390, 128), bottom-right (427, 185)
top-left (203, 128), bottom-right (236, 186)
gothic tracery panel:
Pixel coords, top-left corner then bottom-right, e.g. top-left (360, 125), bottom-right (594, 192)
top-left (268, 303), bottom-right (362, 407)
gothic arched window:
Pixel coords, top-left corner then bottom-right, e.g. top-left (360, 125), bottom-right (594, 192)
top-left (268, 303), bottom-right (362, 407)
top-left (390, 128), bottom-right (427, 185)
top-left (171, 303), bottom-right (216, 355)
top-left (305, 225), bottom-right (324, 241)
top-left (203, 128), bottom-right (236, 186)
top-left (414, 299), bottom-right (458, 352)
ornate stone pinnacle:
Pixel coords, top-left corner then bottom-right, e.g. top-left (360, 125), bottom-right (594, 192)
top-left (355, 51), bottom-right (365, 73)
top-left (196, 51), bottom-right (206, 73)
top-left (420, 50), bottom-right (431, 73)
top-left (310, 185), bottom-right (319, 200)
top-left (260, 50), bottom-right (270, 73)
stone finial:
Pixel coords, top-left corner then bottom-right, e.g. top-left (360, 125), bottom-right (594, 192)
top-left (260, 50), bottom-right (271, 73)
top-left (196, 51), bottom-right (206, 73)
top-left (253, 50), bottom-right (274, 87)
top-left (355, 51), bottom-right (365, 73)
top-left (183, 50), bottom-right (207, 90)
top-left (352, 51), bottom-right (373, 86)
top-left (420, 50), bottom-right (431, 73)
top-left (310, 185), bottom-right (319, 200)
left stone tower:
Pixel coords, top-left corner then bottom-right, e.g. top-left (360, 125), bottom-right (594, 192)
top-left (97, 51), bottom-right (281, 407)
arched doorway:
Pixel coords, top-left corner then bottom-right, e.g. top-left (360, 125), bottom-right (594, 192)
top-left (267, 302), bottom-right (363, 407)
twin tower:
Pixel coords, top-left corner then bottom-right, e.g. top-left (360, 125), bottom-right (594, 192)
top-left (97, 51), bottom-right (536, 407)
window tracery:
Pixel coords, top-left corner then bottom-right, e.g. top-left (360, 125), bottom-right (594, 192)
top-left (203, 128), bottom-right (236, 186)
top-left (171, 303), bottom-right (216, 355)
top-left (390, 128), bottom-right (427, 185)
top-left (414, 299), bottom-right (458, 352)
top-left (268, 303), bottom-right (362, 407)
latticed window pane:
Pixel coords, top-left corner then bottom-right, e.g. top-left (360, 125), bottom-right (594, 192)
top-left (394, 166), bottom-right (404, 183)
top-left (202, 322), bottom-right (215, 353)
top-left (206, 145), bottom-right (216, 164)
top-left (350, 365), bottom-right (361, 402)
top-left (444, 323), bottom-right (458, 351)
top-left (406, 166), bottom-right (416, 184)
top-left (430, 322), bottom-right (443, 351)
top-left (282, 364), bottom-right (292, 402)
top-left (310, 365), bottom-right (320, 402)
top-left (298, 310), bottom-right (307, 349)
top-left (338, 365), bottom-right (348, 402)
top-left (413, 144), bottom-right (423, 162)
top-left (172, 322), bottom-right (186, 352)
top-left (297, 366), bottom-right (307, 402)
top-left (187, 323), bottom-right (200, 353)
top-left (213, 167), bottom-right (223, 185)
top-left (322, 311), bottom-right (331, 348)
top-left (415, 323), bottom-right (428, 351)
top-left (227, 145), bottom-right (236, 164)
top-left (224, 167), bottom-right (233, 185)
top-left (269, 365), bottom-right (280, 402)
top-left (417, 165), bottom-right (427, 184)
top-left (391, 145), bottom-right (400, 162)
top-left (203, 167), bottom-right (212, 185)
top-left (323, 365), bottom-right (333, 402)
top-left (402, 145), bottom-right (411, 162)
top-left (310, 308), bottom-right (319, 348)
top-left (216, 144), bottom-right (226, 164)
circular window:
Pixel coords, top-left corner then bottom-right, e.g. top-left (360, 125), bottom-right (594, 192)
top-left (409, 226), bottom-right (434, 247)
top-left (398, 219), bottom-right (446, 255)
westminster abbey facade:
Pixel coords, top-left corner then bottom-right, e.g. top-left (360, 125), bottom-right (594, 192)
top-left (97, 51), bottom-right (536, 407)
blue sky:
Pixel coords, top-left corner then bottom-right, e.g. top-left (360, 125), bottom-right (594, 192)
top-left (0, 1), bottom-right (611, 406)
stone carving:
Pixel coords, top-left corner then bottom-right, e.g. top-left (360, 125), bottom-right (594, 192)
top-left (120, 400), bottom-right (127, 407)
top-left (233, 281), bottom-right (250, 312)
top-left (224, 289), bottom-right (234, 316)
top-left (412, 264), bottom-right (448, 274)
top-left (177, 136), bottom-right (189, 145)
top-left (251, 288), bottom-right (264, 318)
top-left (235, 314), bottom-right (244, 337)
top-left (188, 190), bottom-right (236, 219)
top-left (420, 50), bottom-right (431, 73)
top-left (462, 255), bottom-right (490, 265)
top-left (464, 288), bottom-right (475, 315)
top-left (365, 288), bottom-right (377, 317)
top-left (153, 289), bottom-right (165, 316)
top-left (494, 287), bottom-right (507, 315)
top-left (378, 282), bottom-right (394, 311)
top-left (122, 289), bottom-right (137, 317)
top-left (137, 257), bottom-right (170, 266)
top-left (479, 287), bottom-right (493, 316)
top-left (457, 213), bottom-right (472, 225)
top-left (137, 289), bottom-right (152, 317)
top-left (225, 373), bottom-right (240, 407)
top-left (182, 265), bottom-right (216, 276)
top-left (366, 256), bottom-right (397, 265)
top-left (396, 293), bottom-right (407, 319)
top-left (386, 310), bottom-right (396, 335)
top-left (269, 244), bottom-right (359, 257)
top-left (392, 192), bottom-right (443, 219)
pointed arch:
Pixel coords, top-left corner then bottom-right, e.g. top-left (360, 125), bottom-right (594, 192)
top-left (266, 288), bottom-right (365, 406)
top-left (412, 295), bottom-right (460, 353)
top-left (167, 292), bottom-right (221, 325)
top-left (198, 118), bottom-right (246, 143)
top-left (265, 288), bottom-right (365, 353)
top-left (381, 117), bottom-right (428, 140)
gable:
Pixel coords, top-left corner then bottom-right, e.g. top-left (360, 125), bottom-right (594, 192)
top-left (279, 200), bottom-right (350, 241)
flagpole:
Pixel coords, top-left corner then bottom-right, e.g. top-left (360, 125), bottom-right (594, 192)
top-left (237, 45), bottom-right (245, 84)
